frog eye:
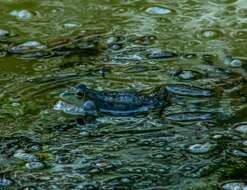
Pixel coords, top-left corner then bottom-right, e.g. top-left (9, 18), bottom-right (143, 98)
top-left (75, 84), bottom-right (87, 98)
top-left (76, 90), bottom-right (85, 98)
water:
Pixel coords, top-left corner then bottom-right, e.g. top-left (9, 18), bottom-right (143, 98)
top-left (0, 0), bottom-right (247, 189)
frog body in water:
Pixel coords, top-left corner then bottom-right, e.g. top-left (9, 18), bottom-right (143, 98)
top-left (55, 84), bottom-right (169, 116)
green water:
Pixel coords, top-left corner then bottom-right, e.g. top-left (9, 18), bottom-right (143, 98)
top-left (1, 0), bottom-right (247, 189)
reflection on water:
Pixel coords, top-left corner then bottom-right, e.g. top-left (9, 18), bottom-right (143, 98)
top-left (0, 0), bottom-right (247, 189)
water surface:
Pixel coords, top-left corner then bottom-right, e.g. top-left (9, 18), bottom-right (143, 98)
top-left (1, 0), bottom-right (247, 189)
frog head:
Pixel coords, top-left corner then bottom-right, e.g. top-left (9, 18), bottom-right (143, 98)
top-left (55, 86), bottom-right (97, 116)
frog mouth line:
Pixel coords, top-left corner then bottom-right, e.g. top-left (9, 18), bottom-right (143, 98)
top-left (54, 100), bottom-right (85, 116)
top-left (54, 100), bottom-right (152, 117)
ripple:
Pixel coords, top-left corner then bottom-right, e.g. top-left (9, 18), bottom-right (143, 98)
top-left (223, 55), bottom-right (242, 67)
top-left (132, 35), bottom-right (157, 46)
top-left (32, 63), bottom-right (49, 71)
top-left (209, 0), bottom-right (238, 5)
top-left (188, 143), bottom-right (214, 154)
top-left (232, 149), bottom-right (247, 157)
top-left (222, 182), bottom-right (247, 190)
top-left (0, 178), bottom-right (13, 187)
top-left (183, 165), bottom-right (213, 178)
top-left (0, 50), bottom-right (7, 57)
top-left (175, 70), bottom-right (194, 80)
top-left (9, 10), bottom-right (33, 20)
top-left (0, 0), bottom-right (246, 189)
top-left (146, 50), bottom-right (178, 60)
top-left (243, 141), bottom-right (247, 146)
top-left (235, 123), bottom-right (247, 134)
top-left (9, 41), bottom-right (47, 54)
top-left (0, 29), bottom-right (10, 38)
top-left (3, 73), bottom-right (83, 102)
top-left (165, 84), bottom-right (212, 97)
top-left (197, 29), bottom-right (224, 39)
top-left (171, 69), bottom-right (204, 80)
top-left (145, 7), bottom-right (172, 15)
top-left (25, 161), bottom-right (45, 170)
top-left (63, 23), bottom-right (80, 29)
top-left (228, 59), bottom-right (242, 67)
top-left (77, 182), bottom-right (99, 190)
top-left (166, 112), bottom-right (213, 122)
top-left (13, 149), bottom-right (38, 162)
top-left (232, 30), bottom-right (247, 40)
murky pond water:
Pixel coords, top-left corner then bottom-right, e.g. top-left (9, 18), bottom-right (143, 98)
top-left (1, 0), bottom-right (247, 189)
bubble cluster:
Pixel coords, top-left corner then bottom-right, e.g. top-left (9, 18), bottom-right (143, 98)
top-left (9, 10), bottom-right (32, 20)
